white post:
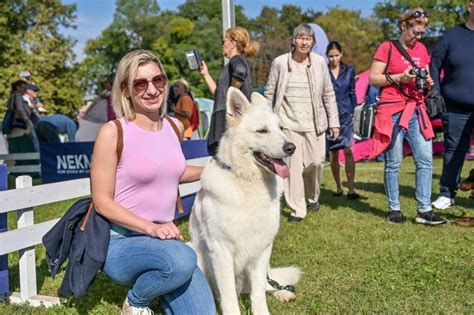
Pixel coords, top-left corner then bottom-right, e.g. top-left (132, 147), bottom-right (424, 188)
top-left (221, 0), bottom-right (235, 65)
top-left (15, 176), bottom-right (37, 301)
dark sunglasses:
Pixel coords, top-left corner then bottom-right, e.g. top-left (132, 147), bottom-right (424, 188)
top-left (410, 28), bottom-right (426, 37)
top-left (128, 74), bottom-right (167, 93)
top-left (411, 10), bottom-right (429, 18)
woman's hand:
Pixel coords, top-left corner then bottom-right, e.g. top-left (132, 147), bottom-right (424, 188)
top-left (425, 66), bottom-right (434, 89)
top-left (147, 222), bottom-right (183, 241)
top-left (398, 68), bottom-right (416, 84)
top-left (199, 60), bottom-right (209, 76)
top-left (330, 127), bottom-right (340, 141)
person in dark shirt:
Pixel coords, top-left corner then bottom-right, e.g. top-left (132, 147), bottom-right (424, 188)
top-left (326, 41), bottom-right (360, 199)
top-left (199, 27), bottom-right (259, 156)
top-left (430, 0), bottom-right (474, 209)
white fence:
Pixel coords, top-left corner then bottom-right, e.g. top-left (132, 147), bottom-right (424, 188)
top-left (0, 152), bottom-right (41, 175)
top-left (0, 156), bottom-right (208, 307)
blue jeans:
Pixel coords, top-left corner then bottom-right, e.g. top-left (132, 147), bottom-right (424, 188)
top-left (439, 110), bottom-right (474, 198)
top-left (103, 229), bottom-right (216, 314)
top-left (384, 111), bottom-right (433, 212)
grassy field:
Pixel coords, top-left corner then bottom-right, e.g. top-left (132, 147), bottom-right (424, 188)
top-left (1, 157), bottom-right (473, 314)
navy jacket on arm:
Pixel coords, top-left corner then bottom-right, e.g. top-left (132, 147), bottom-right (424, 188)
top-left (42, 197), bottom-right (110, 297)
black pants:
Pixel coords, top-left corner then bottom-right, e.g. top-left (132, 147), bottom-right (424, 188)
top-left (439, 110), bottom-right (474, 198)
top-left (35, 121), bottom-right (60, 144)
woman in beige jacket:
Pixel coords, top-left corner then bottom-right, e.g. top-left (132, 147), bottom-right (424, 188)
top-left (265, 24), bottom-right (340, 223)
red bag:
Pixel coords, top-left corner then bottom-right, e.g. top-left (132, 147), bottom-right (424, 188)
top-left (190, 101), bottom-right (199, 131)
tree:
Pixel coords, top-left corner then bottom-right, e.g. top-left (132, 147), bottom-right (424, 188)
top-left (0, 0), bottom-right (82, 117)
top-left (315, 7), bottom-right (384, 73)
top-left (373, 0), bottom-right (469, 40)
top-left (249, 5), bottom-right (321, 87)
top-left (80, 0), bottom-right (162, 95)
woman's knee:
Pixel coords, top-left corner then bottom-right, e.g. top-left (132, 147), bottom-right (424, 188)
top-left (414, 150), bottom-right (433, 168)
top-left (165, 243), bottom-right (198, 282)
top-left (343, 148), bottom-right (353, 157)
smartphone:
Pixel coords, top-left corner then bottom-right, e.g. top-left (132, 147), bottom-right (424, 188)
top-left (185, 50), bottom-right (203, 70)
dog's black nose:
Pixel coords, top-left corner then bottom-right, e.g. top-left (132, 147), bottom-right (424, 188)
top-left (283, 142), bottom-right (296, 155)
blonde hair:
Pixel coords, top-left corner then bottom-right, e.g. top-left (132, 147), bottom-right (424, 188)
top-left (112, 49), bottom-right (168, 120)
top-left (172, 78), bottom-right (189, 92)
top-left (398, 7), bottom-right (430, 30)
top-left (225, 27), bottom-right (259, 57)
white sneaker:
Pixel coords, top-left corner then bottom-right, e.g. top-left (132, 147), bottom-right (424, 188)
top-left (431, 196), bottom-right (454, 210)
top-left (122, 297), bottom-right (154, 315)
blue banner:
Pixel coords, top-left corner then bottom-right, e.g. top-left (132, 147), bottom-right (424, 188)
top-left (40, 142), bottom-right (94, 184)
top-left (0, 163), bottom-right (8, 298)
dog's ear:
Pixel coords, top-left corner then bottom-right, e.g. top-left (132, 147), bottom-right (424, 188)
top-left (226, 87), bottom-right (249, 124)
top-left (250, 92), bottom-right (268, 107)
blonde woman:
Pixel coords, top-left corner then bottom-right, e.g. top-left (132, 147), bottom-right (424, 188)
top-left (199, 26), bottom-right (259, 155)
top-left (91, 50), bottom-right (215, 315)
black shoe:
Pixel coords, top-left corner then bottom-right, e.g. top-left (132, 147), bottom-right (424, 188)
top-left (308, 202), bottom-right (320, 212)
top-left (332, 191), bottom-right (343, 197)
top-left (288, 215), bottom-right (304, 223)
top-left (415, 211), bottom-right (447, 225)
top-left (387, 210), bottom-right (405, 224)
top-left (347, 192), bottom-right (360, 200)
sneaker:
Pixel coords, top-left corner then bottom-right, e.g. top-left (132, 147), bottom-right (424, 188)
top-left (387, 210), bottom-right (405, 224)
top-left (432, 196), bottom-right (454, 210)
top-left (415, 211), bottom-right (447, 225)
top-left (308, 201), bottom-right (320, 211)
top-left (122, 297), bottom-right (154, 315)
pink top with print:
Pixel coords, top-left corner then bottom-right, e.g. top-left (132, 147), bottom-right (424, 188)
top-left (112, 117), bottom-right (185, 223)
top-left (374, 41), bottom-right (430, 103)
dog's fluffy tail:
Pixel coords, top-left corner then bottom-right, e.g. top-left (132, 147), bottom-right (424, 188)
top-left (266, 266), bottom-right (302, 302)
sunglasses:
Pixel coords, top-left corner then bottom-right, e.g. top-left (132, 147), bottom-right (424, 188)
top-left (409, 28), bottom-right (426, 37)
top-left (411, 10), bottom-right (429, 18)
top-left (127, 74), bottom-right (167, 93)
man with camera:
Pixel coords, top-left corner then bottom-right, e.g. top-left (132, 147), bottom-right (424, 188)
top-left (430, 0), bottom-right (474, 210)
top-left (368, 7), bottom-right (446, 225)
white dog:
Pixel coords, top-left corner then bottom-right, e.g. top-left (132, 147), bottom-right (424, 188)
top-left (189, 87), bottom-right (302, 315)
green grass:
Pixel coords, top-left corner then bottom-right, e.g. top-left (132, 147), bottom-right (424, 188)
top-left (1, 157), bottom-right (473, 314)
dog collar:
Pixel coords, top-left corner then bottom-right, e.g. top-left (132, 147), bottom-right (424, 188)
top-left (213, 156), bottom-right (231, 170)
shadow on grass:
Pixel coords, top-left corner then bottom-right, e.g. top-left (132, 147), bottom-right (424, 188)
top-left (8, 258), bottom-right (166, 314)
top-left (320, 186), bottom-right (387, 219)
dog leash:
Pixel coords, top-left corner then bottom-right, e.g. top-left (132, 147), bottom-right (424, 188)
top-left (267, 275), bottom-right (296, 293)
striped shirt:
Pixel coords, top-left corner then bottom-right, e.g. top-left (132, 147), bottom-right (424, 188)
top-left (279, 62), bottom-right (315, 131)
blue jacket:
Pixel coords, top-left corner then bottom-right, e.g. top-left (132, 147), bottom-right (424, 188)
top-left (328, 63), bottom-right (357, 115)
top-left (42, 197), bottom-right (110, 297)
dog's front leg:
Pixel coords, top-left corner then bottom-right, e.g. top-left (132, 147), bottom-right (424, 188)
top-left (210, 245), bottom-right (240, 315)
top-left (248, 246), bottom-right (272, 315)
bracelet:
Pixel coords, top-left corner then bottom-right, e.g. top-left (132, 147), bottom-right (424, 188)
top-left (385, 73), bottom-right (394, 85)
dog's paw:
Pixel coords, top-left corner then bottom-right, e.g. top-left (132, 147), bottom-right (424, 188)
top-left (272, 289), bottom-right (296, 302)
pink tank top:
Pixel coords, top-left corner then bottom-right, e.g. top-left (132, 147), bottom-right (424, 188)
top-left (113, 117), bottom-right (185, 223)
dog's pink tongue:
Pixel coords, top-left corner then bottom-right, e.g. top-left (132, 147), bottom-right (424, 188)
top-left (272, 159), bottom-right (289, 179)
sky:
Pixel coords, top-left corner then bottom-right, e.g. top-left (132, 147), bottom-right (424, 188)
top-left (62, 0), bottom-right (381, 61)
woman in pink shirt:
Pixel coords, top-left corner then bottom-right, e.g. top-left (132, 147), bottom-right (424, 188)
top-left (369, 7), bottom-right (446, 226)
top-left (91, 50), bottom-right (215, 315)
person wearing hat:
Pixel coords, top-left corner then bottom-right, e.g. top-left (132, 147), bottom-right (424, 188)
top-left (19, 69), bottom-right (31, 82)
